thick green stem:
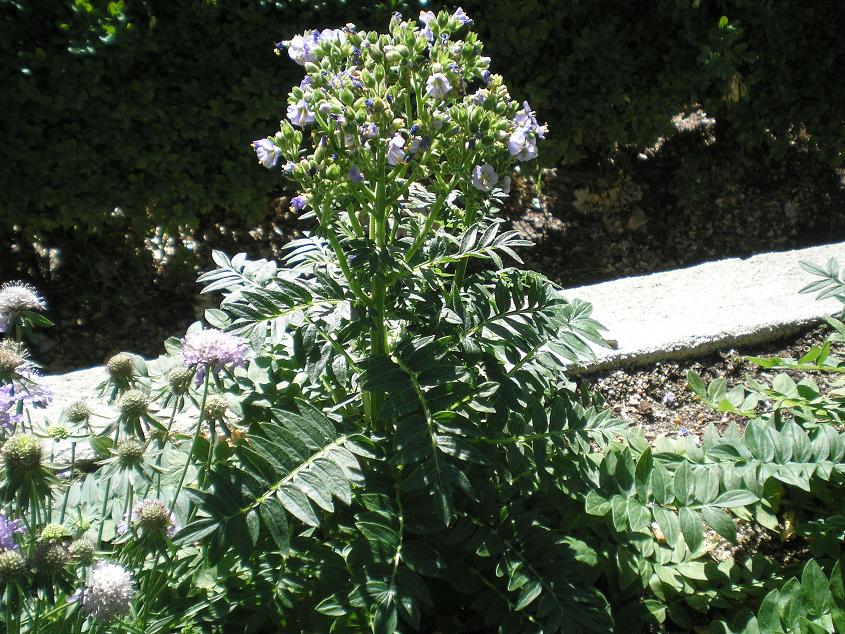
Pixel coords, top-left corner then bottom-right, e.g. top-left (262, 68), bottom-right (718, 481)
top-left (170, 373), bottom-right (210, 518)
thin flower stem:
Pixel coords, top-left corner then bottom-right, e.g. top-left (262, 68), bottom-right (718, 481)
top-left (170, 372), bottom-right (210, 518)
top-left (59, 443), bottom-right (76, 523)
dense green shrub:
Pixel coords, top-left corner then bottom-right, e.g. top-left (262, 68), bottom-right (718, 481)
top-left (2, 0), bottom-right (843, 236)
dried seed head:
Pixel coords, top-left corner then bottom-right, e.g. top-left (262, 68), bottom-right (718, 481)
top-left (106, 353), bottom-right (135, 380)
top-left (119, 390), bottom-right (148, 418)
top-left (68, 538), bottom-right (95, 565)
top-left (132, 499), bottom-right (174, 535)
top-left (0, 346), bottom-right (23, 375)
top-left (202, 395), bottom-right (229, 421)
top-left (167, 366), bottom-right (194, 395)
top-left (65, 400), bottom-right (91, 423)
top-left (2, 434), bottom-right (42, 471)
top-left (33, 540), bottom-right (68, 575)
top-left (0, 549), bottom-right (25, 582)
top-left (116, 440), bottom-right (145, 468)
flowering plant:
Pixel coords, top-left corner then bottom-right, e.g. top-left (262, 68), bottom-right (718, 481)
top-left (2, 9), bottom-right (831, 634)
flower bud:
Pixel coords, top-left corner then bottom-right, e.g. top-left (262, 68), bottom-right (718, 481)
top-left (116, 439), bottom-right (145, 468)
top-left (40, 523), bottom-right (67, 542)
top-left (167, 366), bottom-right (194, 395)
top-left (106, 353), bottom-right (135, 380)
top-left (47, 424), bottom-right (70, 440)
top-left (119, 390), bottom-right (149, 418)
top-left (2, 434), bottom-right (42, 471)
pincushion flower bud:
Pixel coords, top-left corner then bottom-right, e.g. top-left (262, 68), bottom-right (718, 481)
top-left (106, 353), bottom-right (135, 381)
top-left (82, 561), bottom-right (134, 621)
top-left (116, 439), bottom-right (145, 468)
top-left (65, 399), bottom-right (91, 423)
top-left (47, 424), bottom-right (70, 440)
top-left (167, 366), bottom-right (194, 395)
top-left (251, 139), bottom-right (281, 169)
top-left (2, 434), bottom-right (42, 471)
top-left (132, 499), bottom-right (176, 536)
top-left (471, 164), bottom-right (498, 192)
top-left (0, 550), bottom-right (25, 582)
top-left (425, 73), bottom-right (451, 99)
top-left (40, 523), bottom-right (67, 542)
top-left (119, 390), bottom-right (149, 418)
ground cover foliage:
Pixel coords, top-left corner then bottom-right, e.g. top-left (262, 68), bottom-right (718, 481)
top-left (0, 9), bottom-right (844, 634)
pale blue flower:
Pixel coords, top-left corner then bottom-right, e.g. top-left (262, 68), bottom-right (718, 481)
top-left (287, 100), bottom-right (315, 127)
top-left (419, 10), bottom-right (436, 41)
top-left (387, 134), bottom-right (406, 166)
top-left (359, 123), bottom-right (378, 140)
top-left (471, 164), bottom-right (498, 192)
top-left (348, 165), bottom-right (363, 182)
top-left (513, 101), bottom-right (547, 139)
top-left (426, 73), bottom-right (451, 99)
top-left (290, 195), bottom-right (307, 212)
top-left (318, 28), bottom-right (347, 46)
top-left (452, 8), bottom-right (472, 25)
top-left (251, 139), bottom-right (281, 169)
top-left (507, 127), bottom-right (538, 161)
top-left (285, 31), bottom-right (319, 65)
top-left (0, 513), bottom-right (23, 552)
top-left (181, 329), bottom-right (249, 384)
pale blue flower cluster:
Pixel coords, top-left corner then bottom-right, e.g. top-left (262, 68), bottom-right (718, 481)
top-left (0, 513), bottom-right (23, 552)
top-left (508, 101), bottom-right (547, 162)
top-left (181, 328), bottom-right (249, 384)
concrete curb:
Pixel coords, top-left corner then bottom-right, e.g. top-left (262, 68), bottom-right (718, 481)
top-left (565, 241), bottom-right (844, 373)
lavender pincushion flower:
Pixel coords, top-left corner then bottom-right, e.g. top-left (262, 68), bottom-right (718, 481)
top-left (181, 329), bottom-right (248, 384)
top-left (0, 513), bottom-right (23, 552)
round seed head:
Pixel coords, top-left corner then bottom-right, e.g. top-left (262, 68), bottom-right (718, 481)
top-left (203, 395), bottom-right (229, 421)
top-left (65, 400), bottom-right (91, 423)
top-left (68, 538), bottom-right (95, 565)
top-left (119, 390), bottom-right (148, 418)
top-left (40, 523), bottom-right (67, 542)
top-left (167, 366), bottom-right (194, 395)
top-left (33, 540), bottom-right (68, 575)
top-left (116, 440), bottom-right (145, 467)
top-left (0, 550), bottom-right (25, 582)
top-left (2, 434), bottom-right (42, 471)
top-left (106, 353), bottom-right (135, 380)
top-left (0, 347), bottom-right (23, 375)
top-left (132, 499), bottom-right (174, 535)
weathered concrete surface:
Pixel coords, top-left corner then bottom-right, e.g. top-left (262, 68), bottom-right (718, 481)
top-left (567, 241), bottom-right (844, 373)
top-left (29, 241), bottom-right (845, 456)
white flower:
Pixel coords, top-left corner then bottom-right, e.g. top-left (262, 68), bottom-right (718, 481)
top-left (0, 282), bottom-right (46, 332)
top-left (82, 561), bottom-right (134, 621)
top-left (426, 73), bottom-right (451, 99)
top-left (471, 164), bottom-right (498, 192)
top-left (318, 28), bottom-right (346, 46)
